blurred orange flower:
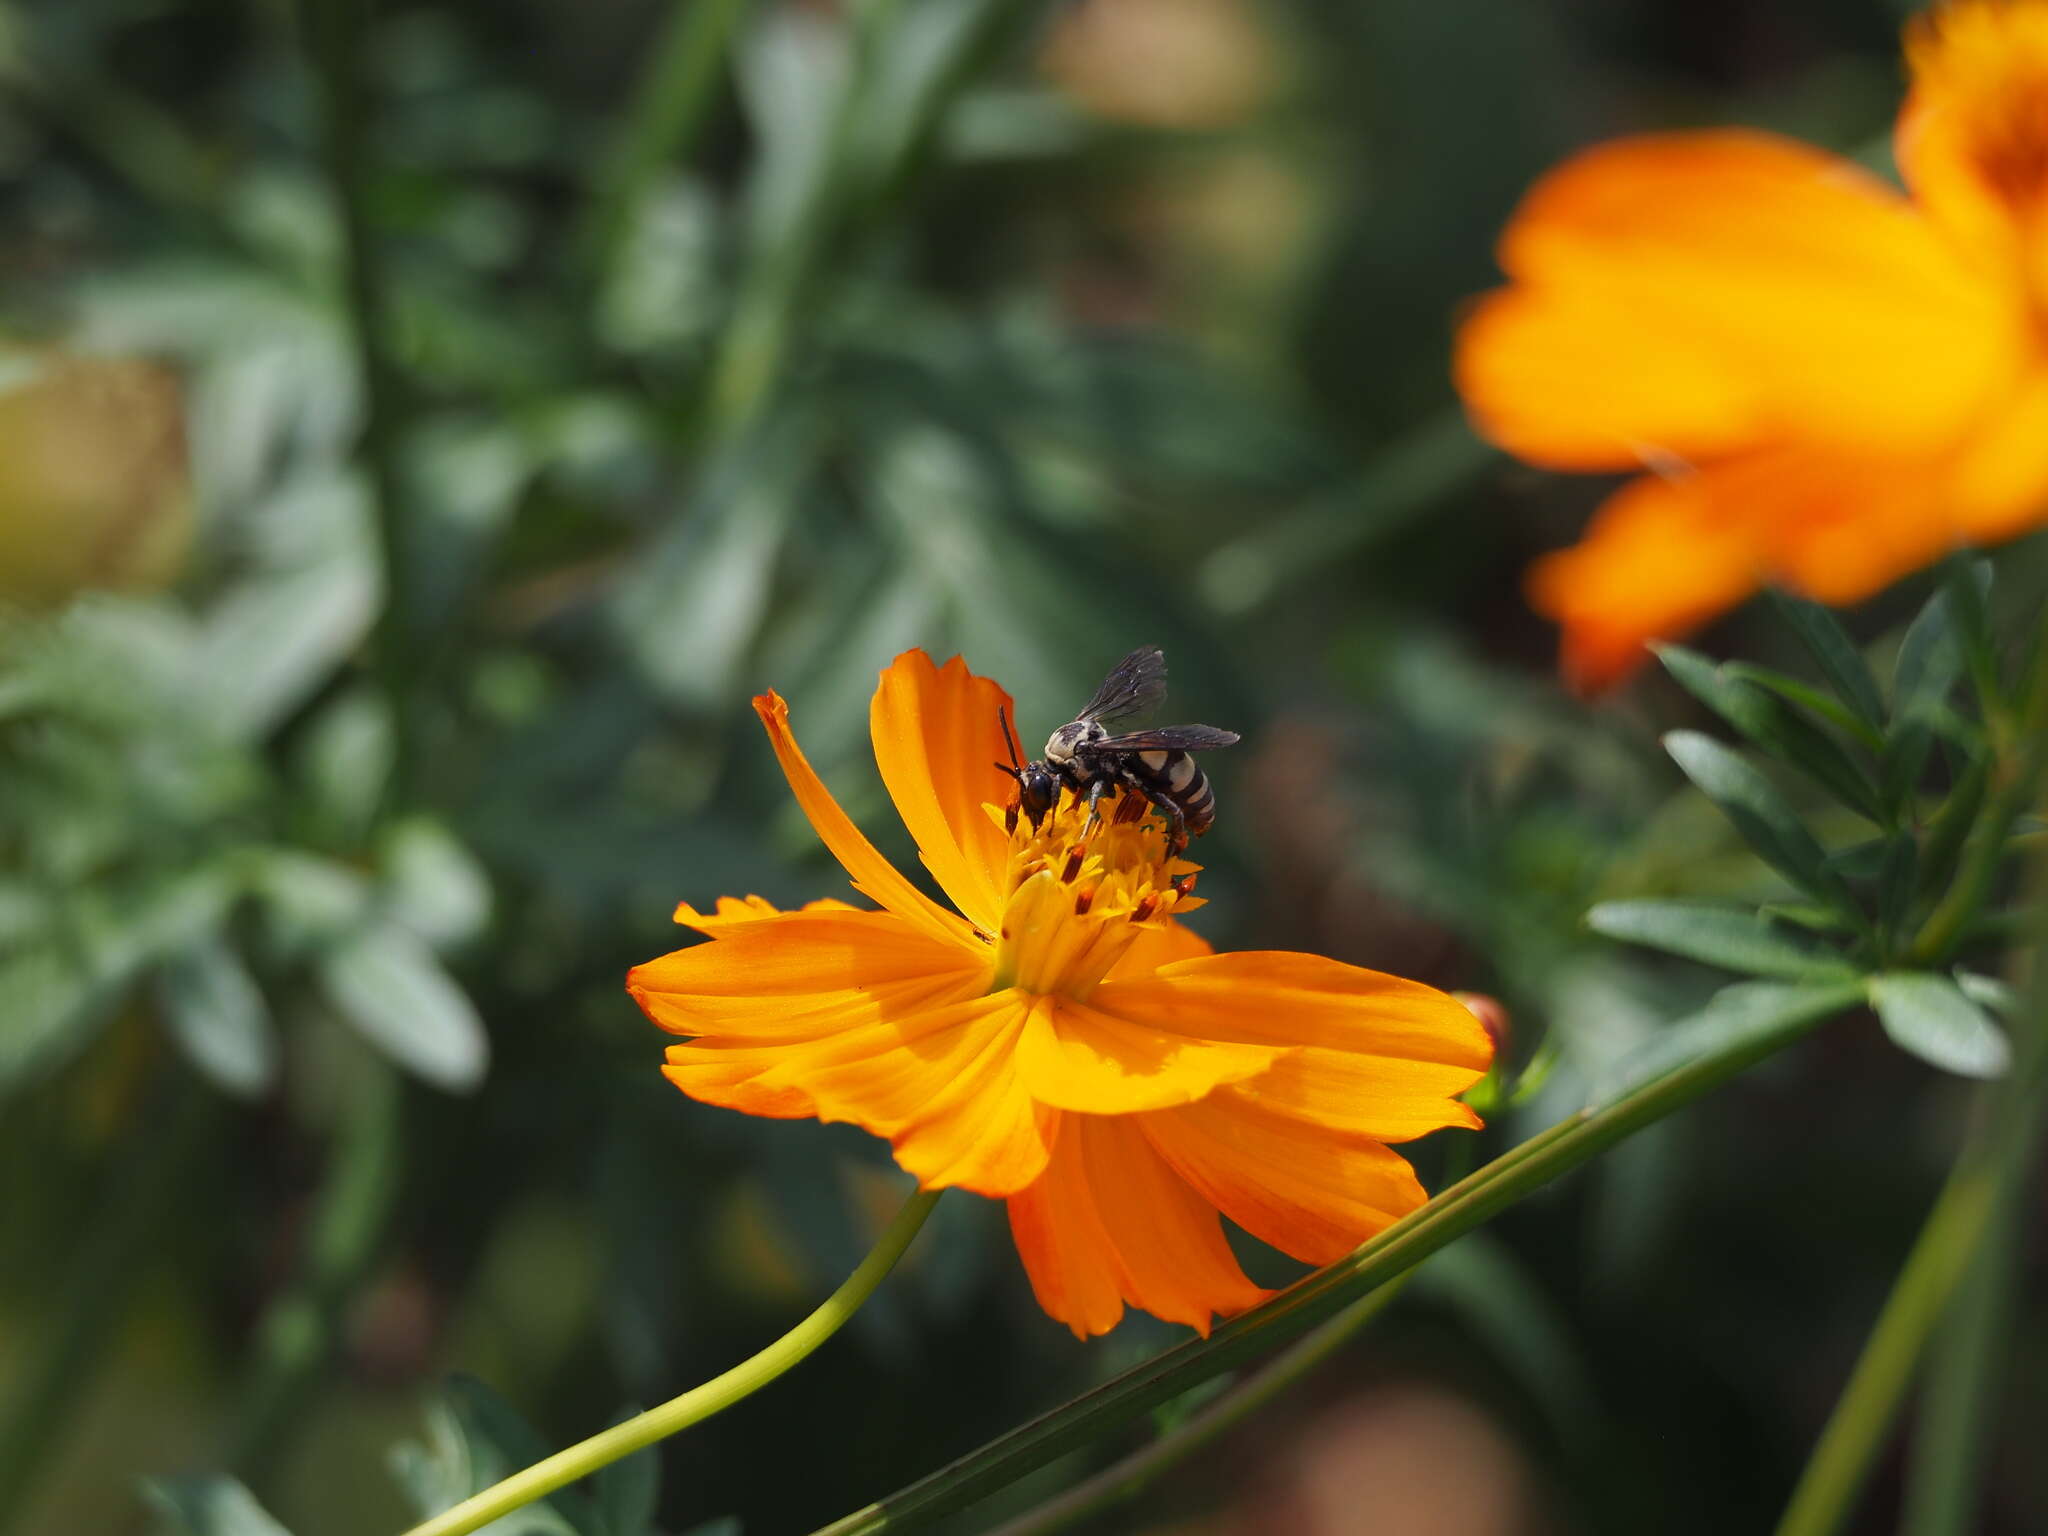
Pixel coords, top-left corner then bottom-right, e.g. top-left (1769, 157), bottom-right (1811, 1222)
top-left (628, 651), bottom-right (1491, 1338)
top-left (1456, 0), bottom-right (2048, 690)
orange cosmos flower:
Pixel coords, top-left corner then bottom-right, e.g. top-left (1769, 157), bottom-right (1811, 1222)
top-left (627, 651), bottom-right (1491, 1338)
top-left (1455, 0), bottom-right (2048, 691)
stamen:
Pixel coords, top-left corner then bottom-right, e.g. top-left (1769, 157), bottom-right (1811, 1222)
top-left (1061, 842), bottom-right (1087, 883)
top-left (1114, 791), bottom-right (1147, 825)
top-left (1173, 873), bottom-right (1198, 899)
top-left (1129, 893), bottom-right (1159, 923)
top-left (1073, 883), bottom-right (1096, 915)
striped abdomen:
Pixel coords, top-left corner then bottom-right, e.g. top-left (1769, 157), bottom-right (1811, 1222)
top-left (1136, 749), bottom-right (1217, 837)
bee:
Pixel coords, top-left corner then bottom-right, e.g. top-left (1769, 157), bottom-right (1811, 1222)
top-left (998, 646), bottom-right (1239, 855)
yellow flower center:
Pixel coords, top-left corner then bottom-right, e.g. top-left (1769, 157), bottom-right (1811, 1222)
top-left (987, 788), bottom-right (1201, 998)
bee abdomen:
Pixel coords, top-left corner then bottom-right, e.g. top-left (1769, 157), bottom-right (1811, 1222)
top-left (1180, 768), bottom-right (1217, 834)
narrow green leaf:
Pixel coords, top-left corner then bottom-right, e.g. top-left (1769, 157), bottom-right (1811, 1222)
top-left (1587, 900), bottom-right (1857, 981)
top-left (1656, 646), bottom-right (1885, 822)
top-left (1882, 717), bottom-right (1939, 817)
top-left (1893, 584), bottom-right (1964, 719)
top-left (157, 939), bottom-right (276, 1099)
top-left (1917, 753), bottom-right (1990, 902)
top-left (1663, 731), bottom-right (1857, 909)
top-left (1600, 979), bottom-right (1865, 1104)
top-left (1876, 835), bottom-right (1919, 939)
top-left (1953, 971), bottom-right (2018, 1017)
top-left (316, 923), bottom-right (488, 1092)
top-left (1768, 590), bottom-right (1885, 730)
top-left (1868, 972), bottom-right (2012, 1079)
top-left (142, 1476), bottom-right (295, 1536)
top-left (1760, 901), bottom-right (1862, 935)
top-left (1723, 662), bottom-right (1885, 751)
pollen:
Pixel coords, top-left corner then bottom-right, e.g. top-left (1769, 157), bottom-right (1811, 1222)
top-left (986, 787), bottom-right (1201, 996)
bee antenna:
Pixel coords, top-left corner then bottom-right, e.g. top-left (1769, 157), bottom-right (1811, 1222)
top-left (998, 704), bottom-right (1026, 771)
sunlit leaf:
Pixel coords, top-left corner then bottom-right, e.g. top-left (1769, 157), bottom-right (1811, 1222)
top-left (157, 937), bottom-right (276, 1098)
top-left (142, 1476), bottom-right (295, 1536)
top-left (316, 922), bottom-right (488, 1091)
top-left (1868, 971), bottom-right (2011, 1079)
top-left (1587, 900), bottom-right (1857, 981)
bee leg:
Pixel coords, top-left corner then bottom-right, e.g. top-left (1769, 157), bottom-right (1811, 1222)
top-left (1147, 791), bottom-right (1188, 857)
top-left (1082, 776), bottom-right (1111, 834)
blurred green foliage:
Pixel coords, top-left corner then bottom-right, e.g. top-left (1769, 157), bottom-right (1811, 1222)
top-left (1, 2), bottom-right (2043, 1535)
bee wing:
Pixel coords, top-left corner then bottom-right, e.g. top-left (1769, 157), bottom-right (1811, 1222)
top-left (1091, 725), bottom-right (1240, 752)
top-left (1076, 646), bottom-right (1168, 724)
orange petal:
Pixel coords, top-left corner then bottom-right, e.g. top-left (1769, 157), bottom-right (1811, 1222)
top-left (1457, 129), bottom-right (2014, 471)
top-left (1090, 950), bottom-right (1491, 1144)
top-left (1744, 450), bottom-right (1960, 605)
top-left (753, 691), bottom-right (978, 950)
top-left (1013, 993), bottom-right (1287, 1114)
top-left (1140, 1095), bottom-right (1427, 1266)
top-left (1523, 468), bottom-right (1769, 692)
top-left (1006, 1114), bottom-right (1268, 1338)
top-left (628, 906), bottom-right (989, 1038)
top-left (1947, 371), bottom-right (2048, 542)
top-left (870, 650), bottom-right (1020, 935)
top-left (696, 987), bottom-right (1056, 1204)
top-left (670, 894), bottom-right (860, 933)
top-left (1106, 914), bottom-right (1215, 978)
top-left (1898, 0), bottom-right (2048, 305)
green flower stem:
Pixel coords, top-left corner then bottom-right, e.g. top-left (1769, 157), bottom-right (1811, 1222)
top-left (1903, 868), bottom-right (2048, 1535)
top-left (807, 985), bottom-right (1860, 1536)
top-left (1779, 602), bottom-right (2048, 1536)
top-left (398, 1187), bottom-right (942, 1536)
top-left (985, 1278), bottom-right (1412, 1536)
top-left (1900, 1169), bottom-right (2026, 1536)
top-left (1769, 1160), bottom-right (1998, 1536)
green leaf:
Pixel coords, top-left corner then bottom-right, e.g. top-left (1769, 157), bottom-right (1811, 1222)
top-left (1893, 583), bottom-right (1964, 720)
top-left (1723, 662), bottom-right (1885, 751)
top-left (316, 923), bottom-right (488, 1091)
top-left (1954, 971), bottom-right (2018, 1017)
top-left (157, 938), bottom-right (276, 1099)
top-left (1662, 731), bottom-right (1857, 910)
top-left (1768, 591), bottom-right (1885, 730)
top-left (1656, 646), bottom-right (1884, 822)
top-left (1876, 834), bottom-right (1919, 938)
top-left (1600, 978), bottom-right (1865, 1105)
top-left (381, 816), bottom-right (493, 949)
top-left (142, 1476), bottom-right (295, 1536)
top-left (1916, 752), bottom-right (1989, 902)
top-left (1868, 972), bottom-right (2012, 1079)
top-left (1587, 900), bottom-right (1857, 981)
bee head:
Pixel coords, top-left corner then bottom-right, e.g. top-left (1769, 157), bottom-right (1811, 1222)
top-left (1014, 762), bottom-right (1060, 826)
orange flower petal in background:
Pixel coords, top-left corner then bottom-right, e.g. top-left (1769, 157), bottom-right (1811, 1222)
top-left (632, 650), bottom-right (1492, 1335)
top-left (1457, 130), bottom-right (2012, 471)
top-left (1455, 0), bottom-right (2048, 687)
